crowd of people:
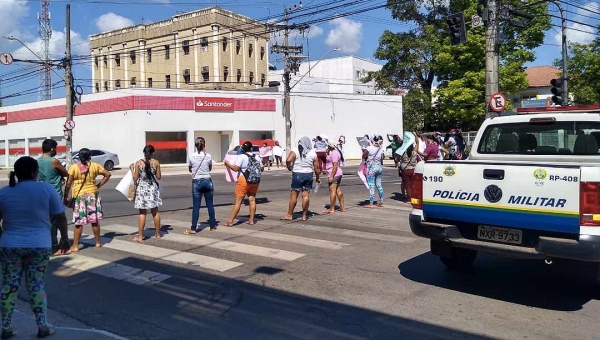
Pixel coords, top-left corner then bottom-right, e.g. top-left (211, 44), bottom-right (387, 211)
top-left (0, 130), bottom-right (464, 337)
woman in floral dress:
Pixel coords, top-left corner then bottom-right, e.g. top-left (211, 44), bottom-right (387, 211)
top-left (130, 145), bottom-right (162, 243)
top-left (64, 148), bottom-right (112, 252)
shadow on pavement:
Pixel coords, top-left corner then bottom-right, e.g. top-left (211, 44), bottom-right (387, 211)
top-left (398, 251), bottom-right (598, 312)
top-left (47, 256), bottom-right (496, 340)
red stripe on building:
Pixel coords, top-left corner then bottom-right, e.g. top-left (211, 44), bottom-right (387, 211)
top-left (2, 95), bottom-right (276, 123)
top-left (133, 96), bottom-right (193, 110)
top-left (149, 141), bottom-right (188, 150)
top-left (235, 98), bottom-right (276, 111)
top-left (0, 145), bottom-right (67, 155)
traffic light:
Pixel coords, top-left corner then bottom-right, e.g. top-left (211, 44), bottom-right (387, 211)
top-left (550, 78), bottom-right (563, 105)
top-left (446, 12), bottom-right (467, 45)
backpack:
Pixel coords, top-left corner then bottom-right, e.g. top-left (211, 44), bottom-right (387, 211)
top-left (243, 153), bottom-right (262, 184)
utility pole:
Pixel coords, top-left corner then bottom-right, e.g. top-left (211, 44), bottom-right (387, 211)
top-left (65, 4), bottom-right (74, 167)
top-left (484, 0), bottom-right (499, 118)
top-left (270, 2), bottom-right (304, 154)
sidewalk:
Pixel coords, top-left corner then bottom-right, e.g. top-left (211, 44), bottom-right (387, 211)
top-left (11, 299), bottom-right (128, 340)
top-left (0, 160), bottom-right (370, 182)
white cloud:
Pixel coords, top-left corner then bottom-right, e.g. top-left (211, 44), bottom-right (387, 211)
top-left (0, 0), bottom-right (30, 52)
top-left (12, 29), bottom-right (89, 60)
top-left (270, 25), bottom-right (323, 46)
top-left (95, 12), bottom-right (134, 32)
top-left (325, 18), bottom-right (362, 54)
top-left (555, 2), bottom-right (599, 45)
top-left (153, 0), bottom-right (171, 3)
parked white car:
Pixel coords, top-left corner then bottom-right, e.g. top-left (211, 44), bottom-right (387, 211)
top-left (59, 149), bottom-right (120, 171)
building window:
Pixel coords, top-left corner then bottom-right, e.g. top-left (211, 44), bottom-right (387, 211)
top-left (147, 48), bottom-right (152, 63)
top-left (94, 56), bottom-right (98, 68)
top-left (222, 37), bottom-right (228, 52)
top-left (130, 50), bottom-right (136, 64)
top-left (236, 69), bottom-right (241, 83)
top-left (248, 43), bottom-right (253, 58)
top-left (147, 78), bottom-right (153, 88)
top-left (260, 46), bottom-right (265, 60)
top-left (104, 81), bottom-right (108, 91)
top-left (201, 66), bottom-right (209, 82)
top-left (182, 40), bottom-right (190, 55)
top-left (165, 75), bottom-right (171, 89)
top-left (249, 71), bottom-right (254, 84)
top-left (236, 40), bottom-right (241, 55)
top-left (223, 66), bottom-right (229, 82)
top-left (356, 70), bottom-right (361, 79)
top-left (165, 45), bottom-right (170, 60)
top-left (95, 82), bottom-right (99, 92)
top-left (115, 79), bottom-right (121, 89)
top-left (201, 37), bottom-right (209, 51)
top-left (103, 55), bottom-right (108, 67)
top-left (183, 69), bottom-right (190, 84)
top-left (131, 77), bottom-right (136, 87)
top-left (261, 73), bottom-right (265, 86)
top-left (115, 54), bottom-right (120, 67)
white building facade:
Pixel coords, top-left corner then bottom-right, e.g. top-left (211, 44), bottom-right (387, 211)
top-left (0, 88), bottom-right (402, 168)
top-left (268, 56), bottom-right (383, 94)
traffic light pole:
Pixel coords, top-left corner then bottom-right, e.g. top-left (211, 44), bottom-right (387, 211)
top-left (65, 4), bottom-right (74, 167)
top-left (518, 0), bottom-right (568, 105)
top-left (485, 0), bottom-right (500, 118)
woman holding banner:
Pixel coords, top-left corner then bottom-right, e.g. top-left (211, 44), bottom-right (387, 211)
top-left (129, 145), bottom-right (162, 242)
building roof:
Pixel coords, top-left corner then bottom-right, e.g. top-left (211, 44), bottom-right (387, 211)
top-left (525, 66), bottom-right (561, 88)
top-left (89, 6), bottom-right (260, 39)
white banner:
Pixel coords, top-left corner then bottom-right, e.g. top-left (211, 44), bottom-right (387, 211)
top-left (115, 170), bottom-right (135, 201)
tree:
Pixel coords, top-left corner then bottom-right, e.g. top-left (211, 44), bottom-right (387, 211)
top-left (557, 35), bottom-right (600, 105)
top-left (364, 0), bottom-right (550, 130)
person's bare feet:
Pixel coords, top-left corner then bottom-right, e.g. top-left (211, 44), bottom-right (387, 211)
top-left (337, 208), bottom-right (346, 212)
top-left (70, 246), bottom-right (80, 253)
top-left (95, 243), bottom-right (103, 248)
top-left (364, 204), bottom-right (376, 209)
top-left (246, 221), bottom-right (255, 226)
top-left (155, 234), bottom-right (161, 239)
top-left (224, 221), bottom-right (234, 227)
top-left (321, 210), bottom-right (335, 214)
top-left (280, 216), bottom-right (293, 221)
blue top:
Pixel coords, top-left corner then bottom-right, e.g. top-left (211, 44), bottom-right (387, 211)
top-left (0, 181), bottom-right (65, 248)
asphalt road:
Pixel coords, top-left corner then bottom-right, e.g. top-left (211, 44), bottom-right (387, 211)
top-left (15, 164), bottom-right (600, 339)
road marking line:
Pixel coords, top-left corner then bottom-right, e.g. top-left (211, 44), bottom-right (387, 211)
top-left (257, 219), bottom-right (416, 243)
top-left (162, 219), bottom-right (349, 250)
top-left (101, 224), bottom-right (305, 261)
top-left (51, 254), bottom-right (171, 285)
top-left (69, 231), bottom-right (242, 272)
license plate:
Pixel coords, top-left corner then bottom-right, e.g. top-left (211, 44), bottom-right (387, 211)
top-left (477, 225), bottom-right (523, 245)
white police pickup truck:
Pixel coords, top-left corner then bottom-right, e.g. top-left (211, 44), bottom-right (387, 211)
top-left (409, 105), bottom-right (600, 281)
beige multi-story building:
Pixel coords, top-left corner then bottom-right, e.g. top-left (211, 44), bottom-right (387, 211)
top-left (89, 7), bottom-right (270, 92)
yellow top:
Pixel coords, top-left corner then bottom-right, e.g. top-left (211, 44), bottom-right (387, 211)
top-left (68, 162), bottom-right (105, 197)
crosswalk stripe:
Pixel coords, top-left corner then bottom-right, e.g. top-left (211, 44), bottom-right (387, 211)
top-left (258, 219), bottom-right (416, 244)
top-left (70, 232), bottom-right (243, 272)
top-left (51, 255), bottom-right (171, 285)
top-left (101, 224), bottom-right (305, 261)
top-left (162, 219), bottom-right (349, 250)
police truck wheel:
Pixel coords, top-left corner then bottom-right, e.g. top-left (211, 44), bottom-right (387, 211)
top-left (439, 248), bottom-right (477, 271)
top-left (104, 161), bottom-right (114, 171)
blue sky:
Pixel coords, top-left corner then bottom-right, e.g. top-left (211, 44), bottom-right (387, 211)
top-left (0, 0), bottom-right (598, 106)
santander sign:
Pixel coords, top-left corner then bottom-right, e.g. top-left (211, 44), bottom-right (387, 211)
top-left (194, 97), bottom-right (235, 112)
top-left (0, 113), bottom-right (7, 125)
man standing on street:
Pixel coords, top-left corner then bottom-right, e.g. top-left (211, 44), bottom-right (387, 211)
top-left (37, 139), bottom-right (70, 256)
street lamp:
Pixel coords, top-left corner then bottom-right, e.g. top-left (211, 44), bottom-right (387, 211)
top-left (290, 48), bottom-right (341, 90)
top-left (2, 35), bottom-right (63, 79)
top-left (3, 32), bottom-right (74, 167)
